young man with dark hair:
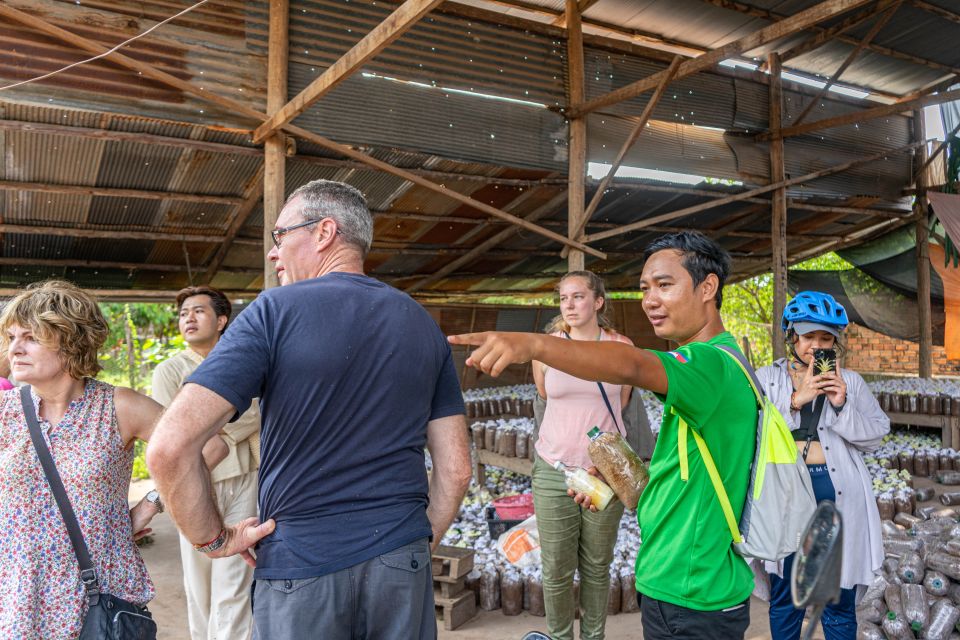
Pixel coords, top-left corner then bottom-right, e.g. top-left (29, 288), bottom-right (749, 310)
top-left (152, 285), bottom-right (261, 640)
top-left (450, 231), bottom-right (758, 640)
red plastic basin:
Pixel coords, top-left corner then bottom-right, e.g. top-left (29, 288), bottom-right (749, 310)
top-left (493, 493), bottom-right (534, 520)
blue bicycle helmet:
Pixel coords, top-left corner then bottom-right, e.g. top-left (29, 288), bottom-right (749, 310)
top-left (781, 291), bottom-right (848, 334)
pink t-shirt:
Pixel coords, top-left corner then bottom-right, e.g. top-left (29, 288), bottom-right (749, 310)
top-left (535, 330), bottom-right (634, 469)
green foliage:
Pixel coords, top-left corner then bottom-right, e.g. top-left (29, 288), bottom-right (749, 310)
top-left (721, 253), bottom-right (854, 367)
top-left (98, 302), bottom-right (184, 394)
top-left (132, 440), bottom-right (150, 480)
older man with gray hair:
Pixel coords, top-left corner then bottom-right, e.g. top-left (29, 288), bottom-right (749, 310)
top-left (148, 179), bottom-right (473, 639)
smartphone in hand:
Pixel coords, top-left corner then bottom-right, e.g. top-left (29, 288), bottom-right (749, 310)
top-left (812, 348), bottom-right (837, 374)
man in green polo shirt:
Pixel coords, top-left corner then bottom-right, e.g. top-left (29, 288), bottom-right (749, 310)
top-left (450, 231), bottom-right (757, 639)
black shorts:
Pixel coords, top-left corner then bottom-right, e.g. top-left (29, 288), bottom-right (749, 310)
top-left (639, 594), bottom-right (750, 640)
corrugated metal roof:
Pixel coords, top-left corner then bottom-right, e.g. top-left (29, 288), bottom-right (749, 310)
top-left (0, 0), bottom-right (268, 128)
top-left (290, 66), bottom-right (568, 171)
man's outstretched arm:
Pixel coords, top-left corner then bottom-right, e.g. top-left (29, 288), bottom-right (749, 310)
top-left (146, 383), bottom-right (275, 566)
top-left (449, 332), bottom-right (668, 395)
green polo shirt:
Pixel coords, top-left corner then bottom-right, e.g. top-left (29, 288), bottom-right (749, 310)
top-left (635, 332), bottom-right (757, 611)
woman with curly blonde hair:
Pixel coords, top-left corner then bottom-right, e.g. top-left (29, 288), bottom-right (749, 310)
top-left (0, 280), bottom-right (225, 639)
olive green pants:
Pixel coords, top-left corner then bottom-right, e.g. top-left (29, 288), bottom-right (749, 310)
top-left (532, 457), bottom-right (624, 640)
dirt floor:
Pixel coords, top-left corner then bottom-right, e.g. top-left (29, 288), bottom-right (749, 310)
top-left (131, 480), bottom-right (830, 640)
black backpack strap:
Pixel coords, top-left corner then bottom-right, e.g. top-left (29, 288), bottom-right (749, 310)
top-left (20, 385), bottom-right (101, 604)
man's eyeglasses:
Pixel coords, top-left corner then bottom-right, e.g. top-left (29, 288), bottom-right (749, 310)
top-left (271, 219), bottom-right (320, 248)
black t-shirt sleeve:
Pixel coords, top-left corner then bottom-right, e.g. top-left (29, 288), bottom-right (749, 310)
top-left (429, 347), bottom-right (465, 421)
top-left (188, 298), bottom-right (271, 418)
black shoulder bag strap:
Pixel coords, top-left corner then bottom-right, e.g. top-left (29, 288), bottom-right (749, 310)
top-left (798, 393), bottom-right (827, 462)
top-left (562, 331), bottom-right (624, 436)
top-left (20, 385), bottom-right (102, 606)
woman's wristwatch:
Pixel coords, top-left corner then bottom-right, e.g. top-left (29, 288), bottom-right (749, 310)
top-left (193, 528), bottom-right (227, 553)
top-left (144, 489), bottom-right (164, 513)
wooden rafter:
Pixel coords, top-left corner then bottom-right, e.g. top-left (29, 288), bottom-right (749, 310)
top-left (568, 56), bottom-right (683, 249)
top-left (465, 0), bottom-right (706, 57)
top-left (0, 223), bottom-right (228, 243)
top-left (765, 87), bottom-right (960, 140)
top-left (700, 0), bottom-right (960, 76)
top-left (912, 0), bottom-right (960, 24)
top-left (584, 139), bottom-right (924, 243)
top-left (252, 0), bottom-right (443, 143)
top-left (406, 192), bottom-right (569, 293)
top-left (778, 0), bottom-right (899, 63)
top-left (0, 5), bottom-right (601, 258)
top-left (0, 180), bottom-right (242, 205)
top-left (567, 0), bottom-right (875, 119)
top-left (201, 168), bottom-right (265, 284)
top-left (791, 1), bottom-right (903, 126)
top-left (0, 256), bottom-right (259, 275)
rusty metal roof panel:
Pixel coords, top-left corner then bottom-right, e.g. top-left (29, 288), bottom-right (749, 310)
top-left (584, 47), bottom-right (736, 130)
top-left (87, 196), bottom-right (161, 228)
top-left (95, 141), bottom-right (182, 191)
top-left (4, 234), bottom-right (74, 260)
top-left (291, 67), bottom-right (568, 171)
top-left (0, 1), bottom-right (267, 129)
top-left (1, 191), bottom-right (91, 226)
top-left (163, 151), bottom-right (262, 198)
top-left (3, 130), bottom-right (105, 184)
top-left (145, 240), bottom-right (215, 273)
top-left (280, 0), bottom-right (566, 107)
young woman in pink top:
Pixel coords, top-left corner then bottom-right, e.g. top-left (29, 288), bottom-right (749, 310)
top-left (532, 271), bottom-right (633, 640)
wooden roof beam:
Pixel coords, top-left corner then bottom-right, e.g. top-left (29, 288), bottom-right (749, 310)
top-left (551, 0), bottom-right (601, 27)
top-left (0, 180), bottom-right (243, 206)
top-left (0, 257), bottom-right (259, 275)
top-left (201, 168), bottom-right (265, 284)
top-left (567, 0), bottom-right (875, 119)
top-left (1, 5), bottom-right (598, 258)
top-left (791, 1), bottom-right (903, 125)
top-left (567, 56), bottom-right (683, 250)
top-left (700, 0), bottom-right (960, 77)
top-left (778, 0), bottom-right (900, 63)
top-left (0, 223), bottom-right (227, 243)
top-left (911, 0), bottom-right (960, 25)
top-left (765, 86), bottom-right (960, 140)
top-left (584, 139), bottom-right (924, 243)
top-left (252, 0), bottom-right (444, 144)
top-left (406, 192), bottom-right (568, 292)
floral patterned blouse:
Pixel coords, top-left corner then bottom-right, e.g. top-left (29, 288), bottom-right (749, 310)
top-left (0, 379), bottom-right (154, 639)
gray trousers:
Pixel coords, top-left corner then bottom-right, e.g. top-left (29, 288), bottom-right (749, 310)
top-left (251, 538), bottom-right (435, 640)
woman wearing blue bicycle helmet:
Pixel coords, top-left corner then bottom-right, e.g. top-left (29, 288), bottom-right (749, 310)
top-left (755, 291), bottom-right (889, 640)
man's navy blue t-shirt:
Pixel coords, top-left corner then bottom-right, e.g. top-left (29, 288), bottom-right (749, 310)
top-left (188, 272), bottom-right (465, 580)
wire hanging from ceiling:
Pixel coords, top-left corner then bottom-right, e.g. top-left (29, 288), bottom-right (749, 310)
top-left (0, 0), bottom-right (211, 92)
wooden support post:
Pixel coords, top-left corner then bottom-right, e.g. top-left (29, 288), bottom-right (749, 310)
top-left (769, 53), bottom-right (788, 361)
top-left (915, 109), bottom-right (933, 378)
top-left (562, 55), bottom-right (683, 259)
top-left (566, 0), bottom-right (587, 272)
top-left (264, 0), bottom-right (289, 290)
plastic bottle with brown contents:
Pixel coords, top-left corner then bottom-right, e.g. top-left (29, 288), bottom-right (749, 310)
top-left (500, 568), bottom-right (523, 615)
top-left (525, 572), bottom-right (545, 616)
top-left (586, 426), bottom-right (649, 510)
